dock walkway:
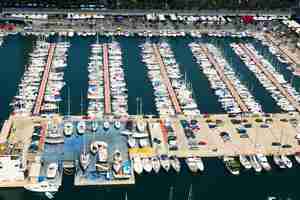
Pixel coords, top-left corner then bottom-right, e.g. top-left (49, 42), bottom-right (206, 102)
top-left (264, 33), bottom-right (300, 68)
top-left (103, 43), bottom-right (112, 114)
top-left (152, 44), bottom-right (182, 114)
top-left (32, 44), bottom-right (56, 115)
top-left (200, 44), bottom-right (249, 113)
top-left (239, 43), bottom-right (300, 112)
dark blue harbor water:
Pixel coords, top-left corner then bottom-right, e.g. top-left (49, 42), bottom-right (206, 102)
top-left (0, 35), bottom-right (300, 200)
top-left (118, 37), bottom-right (157, 115)
top-left (0, 34), bottom-right (33, 124)
top-left (218, 37), bottom-right (282, 113)
top-left (251, 38), bottom-right (300, 93)
top-left (169, 37), bottom-right (224, 114)
top-left (1, 158), bottom-right (300, 200)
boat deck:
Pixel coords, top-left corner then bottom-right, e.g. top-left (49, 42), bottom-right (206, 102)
top-left (199, 44), bottom-right (249, 113)
top-left (103, 43), bottom-right (112, 114)
top-left (152, 44), bottom-right (182, 114)
top-left (32, 44), bottom-right (56, 115)
top-left (238, 43), bottom-right (300, 112)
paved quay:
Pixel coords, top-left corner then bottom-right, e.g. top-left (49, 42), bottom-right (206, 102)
top-left (0, 112), bottom-right (299, 188)
top-left (103, 43), bottom-right (112, 114)
top-left (152, 44), bottom-right (182, 114)
top-left (32, 44), bottom-right (56, 115)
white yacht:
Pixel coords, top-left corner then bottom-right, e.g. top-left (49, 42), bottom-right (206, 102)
top-left (151, 156), bottom-right (161, 173)
top-left (142, 157), bottom-right (152, 173)
top-left (170, 155), bottom-right (181, 173)
top-left (159, 154), bottom-right (170, 172)
top-left (133, 156), bottom-right (143, 175)
top-left (273, 155), bottom-right (286, 169)
top-left (256, 154), bottom-right (271, 171)
top-left (294, 152), bottom-right (300, 165)
top-left (77, 121), bottom-right (86, 135)
top-left (195, 156), bottom-right (204, 172)
top-left (80, 151), bottom-right (90, 171)
top-left (281, 155), bottom-right (293, 168)
top-left (103, 121), bottom-right (110, 130)
top-left (47, 163), bottom-right (58, 179)
top-left (249, 155), bottom-right (262, 173)
top-left (24, 181), bottom-right (59, 193)
top-left (185, 156), bottom-right (198, 173)
top-left (63, 122), bottom-right (73, 136)
top-left (114, 121), bottom-right (121, 129)
top-left (239, 155), bottom-right (252, 170)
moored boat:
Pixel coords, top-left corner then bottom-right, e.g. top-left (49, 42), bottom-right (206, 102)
top-left (223, 156), bottom-right (240, 175)
top-left (281, 155), bottom-right (293, 168)
top-left (185, 156), bottom-right (198, 173)
top-left (77, 121), bottom-right (86, 135)
top-left (80, 151), bottom-right (90, 171)
top-left (151, 156), bottom-right (161, 173)
top-left (47, 163), bottom-right (58, 179)
top-left (103, 121), bottom-right (110, 130)
top-left (133, 156), bottom-right (143, 175)
top-left (249, 155), bottom-right (262, 173)
top-left (142, 157), bottom-right (152, 173)
top-left (63, 121), bottom-right (73, 136)
top-left (256, 154), bottom-right (271, 171)
top-left (239, 155), bottom-right (252, 170)
top-left (273, 155), bottom-right (286, 169)
top-left (195, 156), bottom-right (204, 172)
top-left (169, 155), bottom-right (181, 173)
top-left (160, 154), bottom-right (170, 172)
top-left (294, 152), bottom-right (300, 165)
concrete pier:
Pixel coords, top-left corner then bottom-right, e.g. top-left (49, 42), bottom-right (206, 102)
top-left (32, 44), bottom-right (56, 115)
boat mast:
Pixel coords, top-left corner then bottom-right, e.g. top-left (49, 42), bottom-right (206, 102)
top-left (187, 184), bottom-right (193, 200)
top-left (168, 185), bottom-right (174, 200)
top-left (80, 90), bottom-right (84, 116)
top-left (278, 129), bottom-right (283, 155)
top-left (96, 32), bottom-right (99, 44)
top-left (136, 97), bottom-right (140, 116)
top-left (140, 97), bottom-right (143, 115)
top-left (124, 191), bottom-right (128, 200)
top-left (67, 87), bottom-right (71, 117)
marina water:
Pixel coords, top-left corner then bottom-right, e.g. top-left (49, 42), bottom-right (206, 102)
top-left (0, 34), bottom-right (299, 200)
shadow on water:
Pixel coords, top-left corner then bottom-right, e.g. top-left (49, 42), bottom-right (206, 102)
top-left (0, 34), bottom-right (34, 125)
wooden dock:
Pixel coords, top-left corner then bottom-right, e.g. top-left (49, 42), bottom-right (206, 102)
top-left (32, 44), bottom-right (56, 115)
top-left (239, 43), bottom-right (300, 112)
top-left (199, 44), bottom-right (249, 113)
top-left (152, 44), bottom-right (182, 114)
top-left (103, 43), bottom-right (112, 114)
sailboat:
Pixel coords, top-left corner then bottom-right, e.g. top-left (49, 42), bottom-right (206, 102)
top-left (77, 92), bottom-right (86, 135)
top-left (168, 185), bottom-right (174, 200)
top-left (169, 155), bottom-right (181, 173)
top-left (187, 184), bottom-right (193, 200)
top-left (80, 136), bottom-right (90, 171)
top-left (91, 120), bottom-right (98, 132)
top-left (64, 87), bottom-right (73, 136)
top-left (151, 156), bottom-right (161, 173)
